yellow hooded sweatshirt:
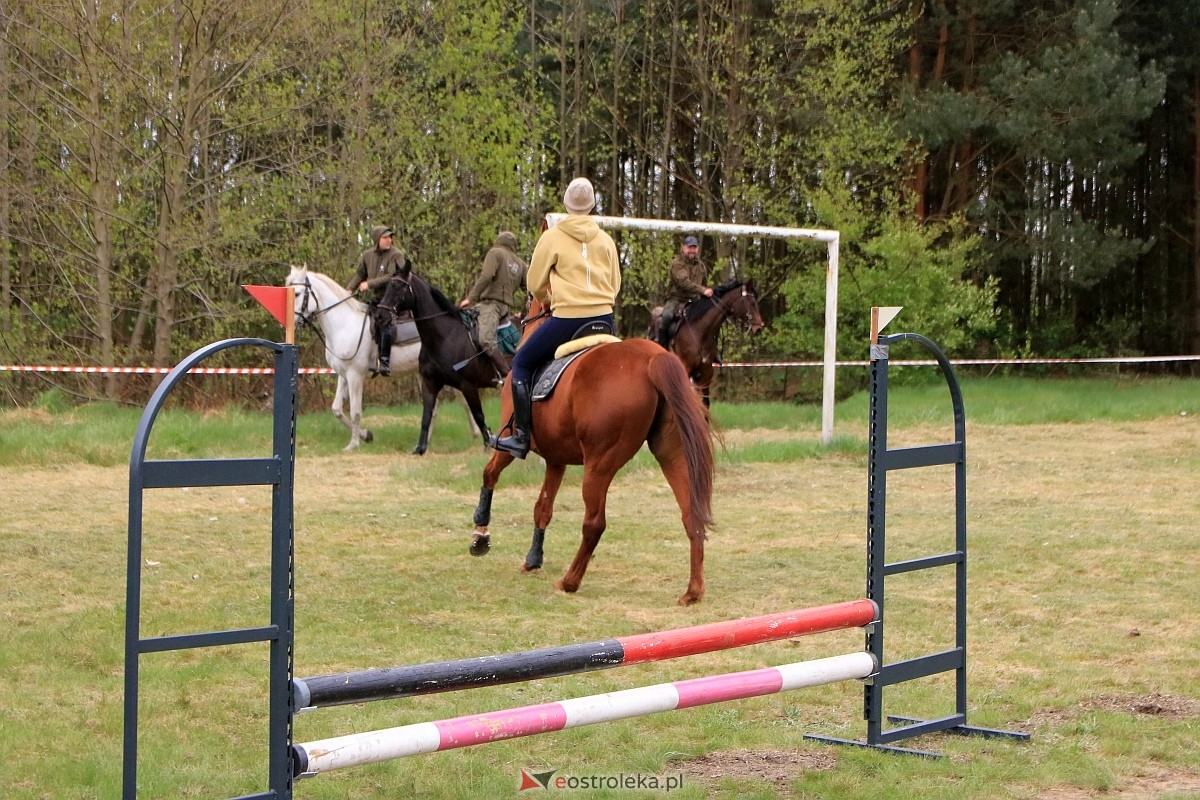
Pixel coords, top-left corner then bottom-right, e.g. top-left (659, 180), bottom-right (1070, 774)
top-left (527, 215), bottom-right (621, 319)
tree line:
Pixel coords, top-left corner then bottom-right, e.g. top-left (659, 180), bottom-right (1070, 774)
top-left (1, 0), bottom-right (1196, 404)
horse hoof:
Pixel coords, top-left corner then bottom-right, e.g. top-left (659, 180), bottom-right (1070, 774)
top-left (363, 430), bottom-right (374, 443)
top-left (553, 579), bottom-right (578, 594)
top-left (469, 533), bottom-right (490, 557)
top-left (677, 592), bottom-right (703, 606)
top-left (411, 446), bottom-right (426, 456)
top-left (520, 563), bottom-right (541, 573)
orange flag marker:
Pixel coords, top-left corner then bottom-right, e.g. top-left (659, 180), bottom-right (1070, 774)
top-left (244, 285), bottom-right (295, 344)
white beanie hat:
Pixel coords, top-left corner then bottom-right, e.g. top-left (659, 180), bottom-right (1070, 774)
top-left (563, 177), bottom-right (595, 215)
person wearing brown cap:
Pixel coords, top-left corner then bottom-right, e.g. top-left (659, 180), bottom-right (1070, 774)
top-left (346, 224), bottom-right (410, 375)
top-left (491, 177), bottom-right (621, 458)
top-left (459, 230), bottom-right (528, 385)
top-left (657, 235), bottom-right (713, 348)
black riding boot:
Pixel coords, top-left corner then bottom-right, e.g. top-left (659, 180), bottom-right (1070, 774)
top-left (376, 326), bottom-right (393, 376)
top-left (371, 307), bottom-right (393, 376)
top-left (656, 307), bottom-right (673, 348)
top-left (491, 379), bottom-right (532, 459)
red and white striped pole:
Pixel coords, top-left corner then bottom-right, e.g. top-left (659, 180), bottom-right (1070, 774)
top-left (292, 651), bottom-right (877, 778)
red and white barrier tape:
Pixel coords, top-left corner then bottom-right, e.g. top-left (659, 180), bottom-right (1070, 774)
top-left (1, 355), bottom-right (1197, 375)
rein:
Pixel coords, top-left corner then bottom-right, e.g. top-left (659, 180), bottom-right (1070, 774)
top-left (295, 279), bottom-right (361, 321)
top-left (691, 283), bottom-right (755, 330)
top-left (384, 273), bottom-right (477, 326)
top-left (518, 308), bottom-right (552, 330)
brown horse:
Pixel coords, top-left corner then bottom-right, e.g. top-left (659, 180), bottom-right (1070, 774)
top-left (650, 279), bottom-right (765, 406)
top-left (469, 299), bottom-right (716, 605)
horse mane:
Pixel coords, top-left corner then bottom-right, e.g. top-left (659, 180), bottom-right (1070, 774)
top-left (714, 279), bottom-right (745, 297)
top-left (419, 273), bottom-right (459, 315)
top-left (306, 269), bottom-right (350, 298)
top-left (292, 266), bottom-right (367, 312)
top-left (682, 279), bottom-right (744, 322)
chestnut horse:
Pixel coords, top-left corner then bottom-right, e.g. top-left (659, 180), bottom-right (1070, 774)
top-left (469, 299), bottom-right (716, 605)
top-left (650, 279), bottom-right (765, 406)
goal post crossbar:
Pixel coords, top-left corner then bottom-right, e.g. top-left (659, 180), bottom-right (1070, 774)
top-left (545, 213), bottom-right (840, 445)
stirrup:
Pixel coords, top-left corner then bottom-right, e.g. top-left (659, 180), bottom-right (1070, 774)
top-left (491, 431), bottom-right (529, 459)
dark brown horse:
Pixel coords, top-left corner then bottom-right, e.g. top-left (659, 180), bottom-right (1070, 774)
top-left (650, 279), bottom-right (765, 406)
top-left (469, 299), bottom-right (716, 605)
top-left (378, 267), bottom-right (501, 455)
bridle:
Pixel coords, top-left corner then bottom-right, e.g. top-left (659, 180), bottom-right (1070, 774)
top-left (375, 272), bottom-right (412, 317)
top-left (290, 275), bottom-right (360, 325)
top-left (288, 274), bottom-right (371, 362)
top-left (377, 271), bottom-right (455, 324)
top-left (700, 282), bottom-right (762, 334)
top-left (292, 277), bottom-right (317, 326)
top-left (379, 272), bottom-right (468, 326)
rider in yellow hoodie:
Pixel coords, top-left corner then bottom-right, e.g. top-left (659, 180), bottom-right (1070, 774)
top-left (491, 177), bottom-right (621, 458)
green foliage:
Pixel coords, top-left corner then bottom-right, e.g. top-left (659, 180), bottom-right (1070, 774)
top-left (764, 216), bottom-right (997, 367)
top-left (1, 0), bottom-right (1191, 384)
top-left (986, 1), bottom-right (1164, 169)
top-left (32, 387), bottom-right (72, 413)
top-left (898, 0), bottom-right (1169, 350)
top-left (744, 0), bottom-right (1003, 370)
top-left (853, 217), bottom-right (998, 352)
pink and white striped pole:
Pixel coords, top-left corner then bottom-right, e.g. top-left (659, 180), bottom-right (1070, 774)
top-left (292, 651), bottom-right (876, 778)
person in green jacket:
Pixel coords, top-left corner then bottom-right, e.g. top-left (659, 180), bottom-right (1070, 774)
top-left (459, 230), bottom-right (528, 385)
top-left (657, 235), bottom-right (712, 348)
top-left (491, 178), bottom-right (621, 459)
top-left (346, 224), bottom-right (409, 375)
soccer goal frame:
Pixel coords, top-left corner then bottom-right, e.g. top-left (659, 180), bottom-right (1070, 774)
top-left (546, 213), bottom-right (840, 445)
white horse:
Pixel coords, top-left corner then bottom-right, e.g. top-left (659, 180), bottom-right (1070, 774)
top-left (285, 265), bottom-right (477, 451)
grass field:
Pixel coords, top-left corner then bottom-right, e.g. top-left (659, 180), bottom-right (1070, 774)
top-left (1, 374), bottom-right (1198, 799)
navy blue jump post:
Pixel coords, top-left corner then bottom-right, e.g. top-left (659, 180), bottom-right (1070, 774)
top-left (123, 338), bottom-right (298, 800)
top-left (804, 322), bottom-right (1029, 756)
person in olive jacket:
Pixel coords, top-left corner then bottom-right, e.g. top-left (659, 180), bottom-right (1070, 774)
top-left (657, 235), bottom-right (712, 348)
top-left (460, 230), bottom-right (528, 385)
top-left (346, 224), bottom-right (409, 375)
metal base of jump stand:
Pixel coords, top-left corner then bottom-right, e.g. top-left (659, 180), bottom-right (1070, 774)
top-left (806, 327), bottom-right (1029, 758)
top-left (807, 716), bottom-right (1031, 759)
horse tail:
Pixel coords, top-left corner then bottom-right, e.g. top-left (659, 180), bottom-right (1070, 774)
top-left (648, 352), bottom-right (715, 533)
